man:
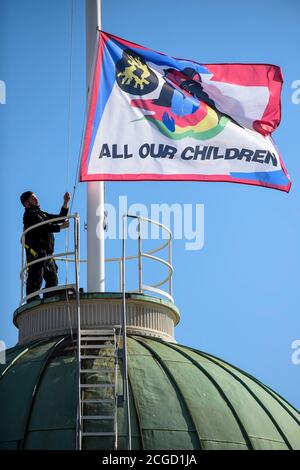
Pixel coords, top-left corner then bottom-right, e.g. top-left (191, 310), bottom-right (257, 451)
top-left (20, 191), bottom-right (70, 300)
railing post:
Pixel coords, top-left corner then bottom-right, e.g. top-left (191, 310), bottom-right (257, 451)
top-left (121, 215), bottom-right (132, 450)
top-left (169, 236), bottom-right (172, 299)
top-left (74, 213), bottom-right (82, 450)
top-left (119, 260), bottom-right (123, 293)
top-left (138, 219), bottom-right (142, 294)
top-left (21, 235), bottom-right (25, 306)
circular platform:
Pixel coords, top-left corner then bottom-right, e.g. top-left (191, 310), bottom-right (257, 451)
top-left (13, 292), bottom-right (180, 345)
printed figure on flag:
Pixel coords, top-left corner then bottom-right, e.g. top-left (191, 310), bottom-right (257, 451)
top-left (80, 31), bottom-right (291, 192)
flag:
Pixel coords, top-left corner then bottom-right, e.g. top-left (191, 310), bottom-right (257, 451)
top-left (80, 31), bottom-right (291, 192)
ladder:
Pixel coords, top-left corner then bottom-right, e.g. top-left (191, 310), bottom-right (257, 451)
top-left (78, 329), bottom-right (119, 450)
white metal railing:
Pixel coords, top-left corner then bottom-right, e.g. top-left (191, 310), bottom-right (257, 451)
top-left (119, 214), bottom-right (173, 451)
top-left (20, 214), bottom-right (80, 305)
top-left (54, 215), bottom-right (174, 303)
top-left (20, 213), bottom-right (173, 304)
top-left (121, 214), bottom-right (173, 303)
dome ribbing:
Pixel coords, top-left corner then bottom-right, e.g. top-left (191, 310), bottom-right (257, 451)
top-left (1, 336), bottom-right (299, 450)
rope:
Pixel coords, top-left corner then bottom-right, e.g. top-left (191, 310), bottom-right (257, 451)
top-left (70, 28), bottom-right (99, 209)
top-left (70, 109), bottom-right (87, 213)
top-left (63, 2), bottom-right (92, 342)
top-left (62, 23), bottom-right (104, 341)
top-left (65, 0), bottom-right (75, 340)
top-left (69, 29), bottom-right (102, 212)
top-left (65, 0), bottom-right (74, 193)
top-left (63, 0), bottom-right (93, 340)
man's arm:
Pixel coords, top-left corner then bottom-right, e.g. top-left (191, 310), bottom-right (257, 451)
top-left (24, 211), bottom-right (61, 234)
top-left (59, 191), bottom-right (70, 217)
top-left (45, 192), bottom-right (70, 227)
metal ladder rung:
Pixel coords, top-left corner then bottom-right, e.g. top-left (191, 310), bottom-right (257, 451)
top-left (80, 355), bottom-right (114, 360)
top-left (81, 345), bottom-right (115, 349)
top-left (82, 398), bottom-right (115, 404)
top-left (80, 383), bottom-right (115, 388)
top-left (82, 432), bottom-right (115, 437)
top-left (81, 330), bottom-right (116, 335)
top-left (82, 415), bottom-right (114, 420)
top-left (80, 369), bottom-right (115, 373)
top-left (81, 336), bottom-right (115, 341)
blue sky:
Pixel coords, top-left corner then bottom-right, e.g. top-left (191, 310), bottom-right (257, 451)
top-left (1, 0), bottom-right (300, 409)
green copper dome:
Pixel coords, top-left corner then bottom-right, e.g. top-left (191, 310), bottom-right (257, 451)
top-left (1, 335), bottom-right (300, 450)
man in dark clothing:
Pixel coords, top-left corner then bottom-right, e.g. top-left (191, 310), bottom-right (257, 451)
top-left (20, 191), bottom-right (70, 300)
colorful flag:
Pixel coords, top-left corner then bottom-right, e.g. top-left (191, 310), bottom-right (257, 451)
top-left (80, 31), bottom-right (291, 192)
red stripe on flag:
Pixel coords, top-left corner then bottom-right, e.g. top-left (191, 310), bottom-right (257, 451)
top-left (207, 64), bottom-right (283, 136)
top-left (80, 172), bottom-right (291, 193)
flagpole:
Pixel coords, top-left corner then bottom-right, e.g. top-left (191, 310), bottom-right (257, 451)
top-left (86, 0), bottom-right (105, 292)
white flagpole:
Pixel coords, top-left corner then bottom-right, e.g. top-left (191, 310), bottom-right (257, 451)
top-left (86, 0), bottom-right (105, 292)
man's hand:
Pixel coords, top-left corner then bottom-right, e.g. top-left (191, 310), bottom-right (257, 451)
top-left (61, 221), bottom-right (70, 229)
top-left (63, 192), bottom-right (70, 208)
